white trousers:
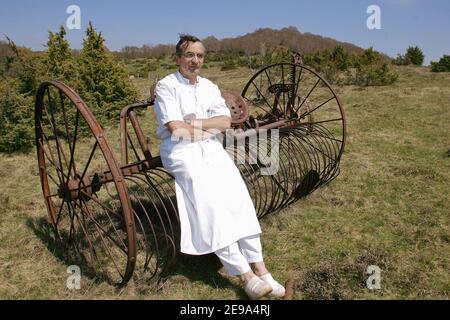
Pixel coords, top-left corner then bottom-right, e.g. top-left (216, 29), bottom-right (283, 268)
top-left (214, 234), bottom-right (263, 276)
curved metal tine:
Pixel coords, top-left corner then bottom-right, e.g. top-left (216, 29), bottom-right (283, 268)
top-left (241, 138), bottom-right (265, 215)
top-left (314, 122), bottom-right (343, 155)
top-left (229, 143), bottom-right (262, 216)
top-left (148, 168), bottom-right (180, 224)
top-left (128, 174), bottom-right (174, 253)
top-left (305, 96), bottom-right (343, 130)
top-left (244, 137), bottom-right (273, 217)
top-left (303, 123), bottom-right (343, 142)
top-left (252, 134), bottom-right (279, 216)
top-left (128, 173), bottom-right (177, 273)
top-left (276, 130), bottom-right (304, 210)
top-left (295, 125), bottom-right (337, 165)
top-left (310, 125), bottom-right (339, 183)
top-left (76, 193), bottom-right (131, 282)
top-left (261, 130), bottom-right (289, 215)
top-left (66, 200), bottom-right (100, 273)
top-left (136, 171), bottom-right (177, 240)
top-left (132, 201), bottom-right (160, 279)
top-left (277, 130), bottom-right (307, 206)
top-left (282, 129), bottom-right (311, 203)
top-left (254, 145), bottom-right (273, 217)
top-left (257, 134), bottom-right (288, 215)
top-left (279, 132), bottom-right (304, 208)
top-left (304, 124), bottom-right (334, 175)
top-left (103, 180), bottom-right (156, 278)
top-left (127, 186), bottom-right (161, 280)
top-left (79, 191), bottom-right (128, 253)
top-left (303, 126), bottom-right (337, 187)
top-left (78, 190), bottom-right (128, 251)
top-left (276, 133), bottom-right (306, 210)
top-left (298, 129), bottom-right (324, 180)
top-left (310, 124), bottom-right (340, 184)
top-left (303, 130), bottom-right (331, 189)
top-left (276, 131), bottom-right (299, 207)
top-left (156, 234), bottom-right (178, 282)
top-left (232, 141), bottom-right (266, 217)
top-left (290, 129), bottom-right (322, 195)
top-left (129, 203), bottom-right (154, 273)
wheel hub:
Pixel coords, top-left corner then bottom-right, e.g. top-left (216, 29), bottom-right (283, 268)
top-left (57, 173), bottom-right (102, 201)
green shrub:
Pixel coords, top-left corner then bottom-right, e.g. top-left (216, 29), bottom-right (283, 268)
top-left (353, 62), bottom-right (398, 86)
top-left (393, 46), bottom-right (425, 66)
top-left (431, 55), bottom-right (450, 72)
top-left (405, 46), bottom-right (424, 66)
top-left (392, 54), bottom-right (410, 66)
top-left (331, 46), bottom-right (350, 71)
top-left (0, 78), bottom-right (34, 152)
top-left (45, 26), bottom-right (77, 83)
top-left (220, 60), bottom-right (237, 71)
top-left (77, 22), bottom-right (138, 122)
top-left (0, 23), bottom-right (139, 153)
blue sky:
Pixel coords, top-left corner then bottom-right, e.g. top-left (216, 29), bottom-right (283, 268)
top-left (1, 0), bottom-right (449, 65)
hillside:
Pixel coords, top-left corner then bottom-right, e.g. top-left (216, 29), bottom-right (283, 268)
top-left (119, 26), bottom-right (365, 59)
top-left (203, 26), bottom-right (364, 54)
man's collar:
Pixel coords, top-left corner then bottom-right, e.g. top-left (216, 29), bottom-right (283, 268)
top-left (176, 70), bottom-right (199, 85)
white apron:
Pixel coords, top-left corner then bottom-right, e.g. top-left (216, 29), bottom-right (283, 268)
top-left (160, 138), bottom-right (262, 255)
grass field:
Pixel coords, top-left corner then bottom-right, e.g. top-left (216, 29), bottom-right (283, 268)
top-left (0, 65), bottom-right (449, 299)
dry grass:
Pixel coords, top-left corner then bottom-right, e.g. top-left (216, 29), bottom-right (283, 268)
top-left (0, 65), bottom-right (449, 299)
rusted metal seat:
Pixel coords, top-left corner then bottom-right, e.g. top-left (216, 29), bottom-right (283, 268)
top-left (221, 91), bottom-right (250, 125)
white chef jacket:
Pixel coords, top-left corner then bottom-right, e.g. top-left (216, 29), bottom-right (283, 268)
top-left (153, 71), bottom-right (262, 255)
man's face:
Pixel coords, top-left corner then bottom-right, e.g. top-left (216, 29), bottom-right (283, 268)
top-left (175, 41), bottom-right (205, 79)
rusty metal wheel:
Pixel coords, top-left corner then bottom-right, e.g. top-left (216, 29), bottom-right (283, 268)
top-left (35, 81), bottom-right (136, 285)
top-left (235, 63), bottom-right (346, 217)
top-left (241, 63), bottom-right (346, 161)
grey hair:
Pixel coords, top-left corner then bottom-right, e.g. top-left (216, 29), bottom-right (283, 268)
top-left (175, 34), bottom-right (201, 55)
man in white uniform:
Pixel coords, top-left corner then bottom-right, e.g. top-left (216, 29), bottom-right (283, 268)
top-left (153, 34), bottom-right (285, 299)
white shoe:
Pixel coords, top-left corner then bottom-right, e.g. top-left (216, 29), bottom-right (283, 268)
top-left (259, 273), bottom-right (286, 298)
top-left (244, 276), bottom-right (273, 300)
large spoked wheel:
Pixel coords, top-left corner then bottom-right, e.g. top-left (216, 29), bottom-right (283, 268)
top-left (35, 81), bottom-right (136, 285)
top-left (241, 63), bottom-right (346, 161)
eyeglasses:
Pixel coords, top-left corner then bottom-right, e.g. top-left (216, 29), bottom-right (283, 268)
top-left (178, 52), bottom-right (205, 60)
